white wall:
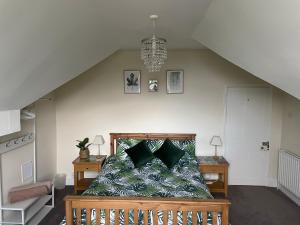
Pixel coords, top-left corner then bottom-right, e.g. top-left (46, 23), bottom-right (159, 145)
top-left (281, 94), bottom-right (300, 156)
top-left (54, 50), bottom-right (284, 185)
top-left (35, 94), bottom-right (57, 181)
top-left (0, 96), bottom-right (57, 204)
top-left (269, 88), bottom-right (284, 185)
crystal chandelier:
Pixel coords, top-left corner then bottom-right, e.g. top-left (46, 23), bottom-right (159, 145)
top-left (141, 15), bottom-right (167, 72)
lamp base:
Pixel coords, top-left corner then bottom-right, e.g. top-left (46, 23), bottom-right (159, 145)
top-left (214, 146), bottom-right (219, 160)
top-left (96, 145), bottom-right (101, 159)
top-left (213, 155), bottom-right (219, 160)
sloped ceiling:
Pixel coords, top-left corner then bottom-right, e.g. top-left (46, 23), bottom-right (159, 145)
top-left (3, 0), bottom-right (299, 110)
top-left (0, 0), bottom-right (210, 110)
top-left (193, 0), bottom-right (300, 99)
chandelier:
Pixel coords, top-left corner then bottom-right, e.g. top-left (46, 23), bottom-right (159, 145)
top-left (141, 15), bottom-right (167, 72)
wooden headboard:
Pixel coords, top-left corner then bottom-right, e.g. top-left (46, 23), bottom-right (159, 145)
top-left (110, 133), bottom-right (196, 155)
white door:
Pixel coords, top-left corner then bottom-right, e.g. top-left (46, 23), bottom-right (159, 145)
top-left (224, 87), bottom-right (272, 186)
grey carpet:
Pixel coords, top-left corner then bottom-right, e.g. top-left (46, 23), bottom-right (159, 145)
top-left (39, 185), bottom-right (300, 225)
top-left (227, 186), bottom-right (300, 225)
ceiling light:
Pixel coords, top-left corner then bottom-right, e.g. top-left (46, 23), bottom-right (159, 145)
top-left (141, 15), bottom-right (167, 72)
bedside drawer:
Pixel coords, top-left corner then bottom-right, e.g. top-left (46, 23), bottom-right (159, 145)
top-left (75, 164), bottom-right (100, 171)
top-left (197, 156), bottom-right (229, 197)
top-left (200, 165), bottom-right (225, 173)
top-left (73, 155), bottom-right (106, 194)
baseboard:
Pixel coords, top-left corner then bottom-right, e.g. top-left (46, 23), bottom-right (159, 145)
top-left (267, 178), bottom-right (278, 187)
top-left (278, 184), bottom-right (300, 206)
top-left (229, 177), bottom-right (278, 187)
top-left (229, 177), bottom-right (267, 186)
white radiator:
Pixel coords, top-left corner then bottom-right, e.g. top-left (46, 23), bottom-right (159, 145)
top-left (278, 150), bottom-right (300, 206)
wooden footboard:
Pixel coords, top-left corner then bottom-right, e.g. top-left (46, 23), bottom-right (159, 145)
top-left (64, 195), bottom-right (230, 225)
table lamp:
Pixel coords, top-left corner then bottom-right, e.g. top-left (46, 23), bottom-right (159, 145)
top-left (93, 135), bottom-right (105, 158)
top-left (210, 136), bottom-right (222, 159)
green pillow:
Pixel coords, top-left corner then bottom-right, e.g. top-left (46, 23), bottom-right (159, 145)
top-left (154, 139), bottom-right (185, 169)
top-left (125, 140), bottom-right (154, 168)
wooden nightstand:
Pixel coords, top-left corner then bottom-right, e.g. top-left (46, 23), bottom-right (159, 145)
top-left (197, 156), bottom-right (229, 197)
top-left (73, 155), bottom-right (106, 194)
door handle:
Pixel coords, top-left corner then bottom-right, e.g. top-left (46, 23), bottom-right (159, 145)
top-left (260, 141), bottom-right (269, 151)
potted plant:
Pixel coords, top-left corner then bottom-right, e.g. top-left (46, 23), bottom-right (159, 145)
top-left (76, 138), bottom-right (91, 160)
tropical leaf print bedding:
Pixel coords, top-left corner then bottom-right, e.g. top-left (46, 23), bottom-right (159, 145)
top-left (83, 154), bottom-right (211, 198)
top-left (60, 139), bottom-right (224, 225)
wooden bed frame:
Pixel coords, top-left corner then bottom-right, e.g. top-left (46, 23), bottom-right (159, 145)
top-left (64, 133), bottom-right (230, 225)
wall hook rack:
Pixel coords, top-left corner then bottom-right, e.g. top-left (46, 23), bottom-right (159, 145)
top-left (0, 133), bottom-right (34, 155)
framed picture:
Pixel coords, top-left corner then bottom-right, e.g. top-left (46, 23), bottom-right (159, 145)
top-left (148, 79), bottom-right (158, 92)
top-left (166, 70), bottom-right (184, 94)
top-left (124, 70), bottom-right (141, 94)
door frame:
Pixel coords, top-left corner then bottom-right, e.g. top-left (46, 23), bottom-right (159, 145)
top-left (223, 85), bottom-right (273, 186)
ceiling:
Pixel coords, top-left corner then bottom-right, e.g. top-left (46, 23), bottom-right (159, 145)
top-left (1, 0), bottom-right (300, 110)
top-left (193, 0), bottom-right (300, 99)
top-left (0, 0), bottom-right (210, 110)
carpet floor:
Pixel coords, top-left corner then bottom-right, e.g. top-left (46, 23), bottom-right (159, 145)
top-left (39, 185), bottom-right (300, 225)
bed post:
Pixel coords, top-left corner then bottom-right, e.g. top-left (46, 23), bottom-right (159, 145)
top-left (65, 198), bottom-right (73, 225)
top-left (222, 204), bottom-right (229, 225)
top-left (110, 134), bottom-right (115, 155)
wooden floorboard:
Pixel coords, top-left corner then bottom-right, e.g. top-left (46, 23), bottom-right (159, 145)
top-left (39, 185), bottom-right (300, 225)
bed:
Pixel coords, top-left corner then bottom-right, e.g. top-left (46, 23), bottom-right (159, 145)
top-left (63, 133), bottom-right (230, 225)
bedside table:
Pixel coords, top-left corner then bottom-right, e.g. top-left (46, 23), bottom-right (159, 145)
top-left (197, 156), bottom-right (229, 197)
top-left (73, 155), bottom-right (106, 194)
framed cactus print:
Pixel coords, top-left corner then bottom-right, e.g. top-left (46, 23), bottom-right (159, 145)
top-left (124, 70), bottom-right (141, 94)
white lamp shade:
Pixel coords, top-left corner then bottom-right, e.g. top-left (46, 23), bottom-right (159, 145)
top-left (93, 135), bottom-right (105, 145)
top-left (210, 136), bottom-right (222, 146)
